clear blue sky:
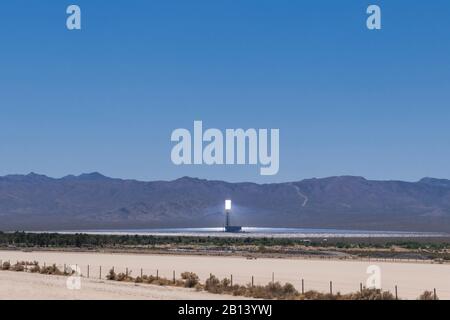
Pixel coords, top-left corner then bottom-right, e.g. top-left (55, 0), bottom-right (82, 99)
top-left (0, 1), bottom-right (449, 183)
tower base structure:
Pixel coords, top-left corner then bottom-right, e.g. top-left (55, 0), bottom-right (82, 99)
top-left (224, 226), bottom-right (242, 233)
top-left (224, 203), bottom-right (242, 233)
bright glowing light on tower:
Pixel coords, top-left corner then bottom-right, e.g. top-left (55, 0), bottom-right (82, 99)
top-left (225, 200), bottom-right (232, 211)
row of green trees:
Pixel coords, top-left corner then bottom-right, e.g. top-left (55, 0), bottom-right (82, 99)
top-left (0, 231), bottom-right (449, 250)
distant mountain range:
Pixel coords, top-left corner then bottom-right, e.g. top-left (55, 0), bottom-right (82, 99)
top-left (1, 173), bottom-right (450, 232)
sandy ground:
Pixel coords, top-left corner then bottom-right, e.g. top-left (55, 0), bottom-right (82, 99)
top-left (0, 270), bottom-right (247, 300)
top-left (1, 250), bottom-right (450, 300)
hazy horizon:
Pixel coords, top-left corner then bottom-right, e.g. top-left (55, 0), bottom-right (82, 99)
top-left (1, 170), bottom-right (448, 184)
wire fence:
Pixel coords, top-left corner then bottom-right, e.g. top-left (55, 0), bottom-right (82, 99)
top-left (1, 258), bottom-right (448, 300)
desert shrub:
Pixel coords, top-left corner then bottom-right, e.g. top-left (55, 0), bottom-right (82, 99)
top-left (106, 268), bottom-right (117, 280)
top-left (181, 272), bottom-right (199, 288)
top-left (220, 278), bottom-right (231, 289)
top-left (135, 276), bottom-right (143, 283)
top-left (154, 278), bottom-right (173, 286)
top-left (205, 275), bottom-right (222, 294)
top-left (144, 275), bottom-right (157, 284)
top-left (302, 290), bottom-right (324, 300)
top-left (348, 288), bottom-right (395, 300)
top-left (266, 282), bottom-right (285, 298)
top-left (231, 285), bottom-right (247, 297)
top-left (239, 281), bottom-right (301, 300)
top-left (418, 291), bottom-right (438, 300)
top-left (299, 291), bottom-right (339, 300)
top-left (282, 283), bottom-right (298, 297)
top-left (175, 279), bottom-right (185, 287)
top-left (2, 261), bottom-right (11, 270)
top-left (30, 264), bottom-right (40, 273)
top-left (116, 273), bottom-right (125, 281)
top-left (116, 272), bottom-right (134, 282)
top-left (11, 263), bottom-right (25, 272)
top-left (40, 264), bottom-right (63, 275)
top-left (246, 285), bottom-right (270, 299)
top-left (195, 283), bottom-right (203, 291)
top-left (139, 274), bottom-right (171, 286)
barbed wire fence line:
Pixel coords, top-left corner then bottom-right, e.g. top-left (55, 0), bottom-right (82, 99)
top-left (1, 258), bottom-right (446, 300)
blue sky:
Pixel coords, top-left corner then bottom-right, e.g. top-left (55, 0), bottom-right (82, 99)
top-left (0, 0), bottom-right (449, 183)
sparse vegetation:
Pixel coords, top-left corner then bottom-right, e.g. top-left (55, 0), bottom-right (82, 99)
top-left (2, 261), bottom-right (11, 270)
top-left (106, 268), bottom-right (117, 280)
top-left (1, 231), bottom-right (450, 253)
top-left (0, 262), bottom-right (440, 300)
top-left (11, 262), bottom-right (25, 272)
top-left (181, 272), bottom-right (200, 288)
top-left (189, 273), bottom-right (399, 300)
top-left (39, 263), bottom-right (63, 275)
top-left (1, 231), bottom-right (450, 262)
top-left (101, 269), bottom-right (400, 300)
top-left (418, 290), bottom-right (438, 300)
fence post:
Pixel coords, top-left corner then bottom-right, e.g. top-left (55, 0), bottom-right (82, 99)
top-left (252, 276), bottom-right (254, 287)
top-left (126, 267), bottom-right (128, 277)
top-left (330, 281), bottom-right (333, 295)
top-left (360, 283), bottom-right (363, 294)
top-left (141, 268), bottom-right (143, 278)
top-left (156, 269), bottom-right (159, 280)
top-left (87, 265), bottom-right (90, 278)
top-left (99, 266), bottom-right (102, 279)
top-left (272, 272), bottom-right (274, 284)
top-left (231, 274), bottom-right (233, 286)
top-left (173, 270), bottom-right (176, 284)
top-left (302, 279), bottom-right (305, 295)
top-left (395, 286), bottom-right (398, 300)
top-left (434, 288), bottom-right (437, 300)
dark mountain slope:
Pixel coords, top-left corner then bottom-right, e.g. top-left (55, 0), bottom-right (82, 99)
top-left (1, 173), bottom-right (450, 232)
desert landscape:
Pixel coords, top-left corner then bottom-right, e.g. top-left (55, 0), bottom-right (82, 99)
top-left (0, 269), bottom-right (246, 300)
top-left (1, 250), bottom-right (449, 300)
